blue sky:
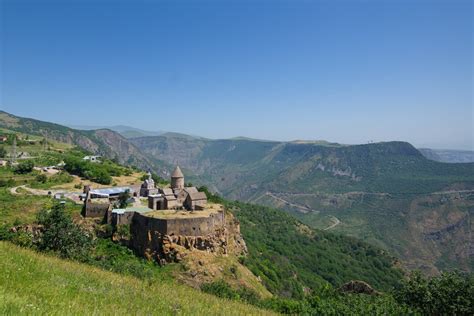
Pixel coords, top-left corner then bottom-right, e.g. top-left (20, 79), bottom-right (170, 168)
top-left (1, 0), bottom-right (472, 149)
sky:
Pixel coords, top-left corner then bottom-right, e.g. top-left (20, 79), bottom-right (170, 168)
top-left (1, 0), bottom-right (472, 149)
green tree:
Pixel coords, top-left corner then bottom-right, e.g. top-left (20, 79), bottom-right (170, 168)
top-left (0, 146), bottom-right (6, 158)
top-left (117, 190), bottom-right (131, 208)
top-left (36, 174), bottom-right (48, 183)
top-left (36, 204), bottom-right (93, 261)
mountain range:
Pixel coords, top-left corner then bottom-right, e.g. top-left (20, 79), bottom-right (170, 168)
top-left (1, 110), bottom-right (472, 274)
top-left (67, 122), bottom-right (474, 163)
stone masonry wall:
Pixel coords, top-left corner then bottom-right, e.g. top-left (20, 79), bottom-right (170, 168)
top-left (129, 211), bottom-right (226, 264)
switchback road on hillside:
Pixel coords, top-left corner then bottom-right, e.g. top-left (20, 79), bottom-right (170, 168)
top-left (253, 192), bottom-right (342, 230)
top-left (262, 191), bottom-right (315, 213)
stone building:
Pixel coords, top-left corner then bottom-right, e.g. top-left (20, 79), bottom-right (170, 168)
top-left (147, 166), bottom-right (208, 211)
top-left (184, 192), bottom-right (208, 210)
top-left (82, 185), bottom-right (112, 220)
top-left (140, 172), bottom-right (158, 197)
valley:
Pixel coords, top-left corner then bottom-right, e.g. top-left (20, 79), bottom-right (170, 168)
top-left (130, 133), bottom-right (474, 274)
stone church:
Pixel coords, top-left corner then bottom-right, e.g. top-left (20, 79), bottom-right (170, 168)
top-left (148, 166), bottom-right (207, 211)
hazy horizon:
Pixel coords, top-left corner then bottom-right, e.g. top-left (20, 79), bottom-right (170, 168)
top-left (1, 0), bottom-right (472, 150)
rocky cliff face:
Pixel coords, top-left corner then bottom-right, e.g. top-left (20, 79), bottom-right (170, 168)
top-left (128, 210), bottom-right (270, 297)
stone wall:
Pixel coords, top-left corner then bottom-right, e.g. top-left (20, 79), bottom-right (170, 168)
top-left (84, 202), bottom-right (110, 220)
top-left (129, 211), bottom-right (226, 264)
top-left (111, 211), bottom-right (136, 226)
top-left (131, 211), bottom-right (224, 236)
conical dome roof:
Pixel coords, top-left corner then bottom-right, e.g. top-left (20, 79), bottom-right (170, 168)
top-left (171, 166), bottom-right (184, 178)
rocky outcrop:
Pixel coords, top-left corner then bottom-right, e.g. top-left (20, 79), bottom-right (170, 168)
top-left (144, 229), bottom-right (228, 265)
top-left (339, 280), bottom-right (379, 295)
top-left (10, 224), bottom-right (44, 243)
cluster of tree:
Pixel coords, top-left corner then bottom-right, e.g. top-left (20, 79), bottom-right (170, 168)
top-left (394, 270), bottom-right (473, 315)
top-left (63, 153), bottom-right (134, 185)
top-left (33, 172), bottom-right (73, 187)
top-left (63, 155), bottom-right (111, 184)
top-left (14, 160), bottom-right (34, 174)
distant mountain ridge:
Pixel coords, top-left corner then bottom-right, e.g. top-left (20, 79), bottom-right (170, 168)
top-left (68, 124), bottom-right (166, 139)
top-left (418, 148), bottom-right (474, 163)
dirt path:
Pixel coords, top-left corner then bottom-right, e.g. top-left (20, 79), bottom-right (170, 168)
top-left (323, 216), bottom-right (341, 230)
top-left (10, 185), bottom-right (26, 195)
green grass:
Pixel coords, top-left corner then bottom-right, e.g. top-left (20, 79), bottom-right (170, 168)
top-left (0, 242), bottom-right (275, 315)
top-left (0, 188), bottom-right (53, 225)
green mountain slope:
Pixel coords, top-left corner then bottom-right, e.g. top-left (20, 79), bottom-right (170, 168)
top-left (228, 201), bottom-right (403, 298)
top-left (131, 134), bottom-right (474, 273)
top-left (0, 242), bottom-right (273, 315)
top-left (0, 111), bottom-right (166, 173)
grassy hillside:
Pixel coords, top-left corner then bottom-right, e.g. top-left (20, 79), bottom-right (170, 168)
top-left (0, 242), bottom-right (272, 315)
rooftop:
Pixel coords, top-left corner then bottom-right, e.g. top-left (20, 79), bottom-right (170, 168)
top-left (112, 206), bottom-right (153, 215)
top-left (144, 203), bottom-right (224, 219)
top-left (90, 186), bottom-right (133, 196)
top-left (171, 166), bottom-right (184, 178)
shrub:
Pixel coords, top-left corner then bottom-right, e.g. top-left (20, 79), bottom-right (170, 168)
top-left (0, 178), bottom-right (15, 187)
top-left (36, 174), bottom-right (48, 183)
top-left (14, 160), bottom-right (34, 174)
top-left (201, 280), bottom-right (260, 305)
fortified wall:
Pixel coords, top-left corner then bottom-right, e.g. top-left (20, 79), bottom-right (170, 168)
top-left (129, 209), bottom-right (227, 264)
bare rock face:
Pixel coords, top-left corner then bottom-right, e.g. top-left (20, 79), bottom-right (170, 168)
top-left (339, 280), bottom-right (379, 295)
